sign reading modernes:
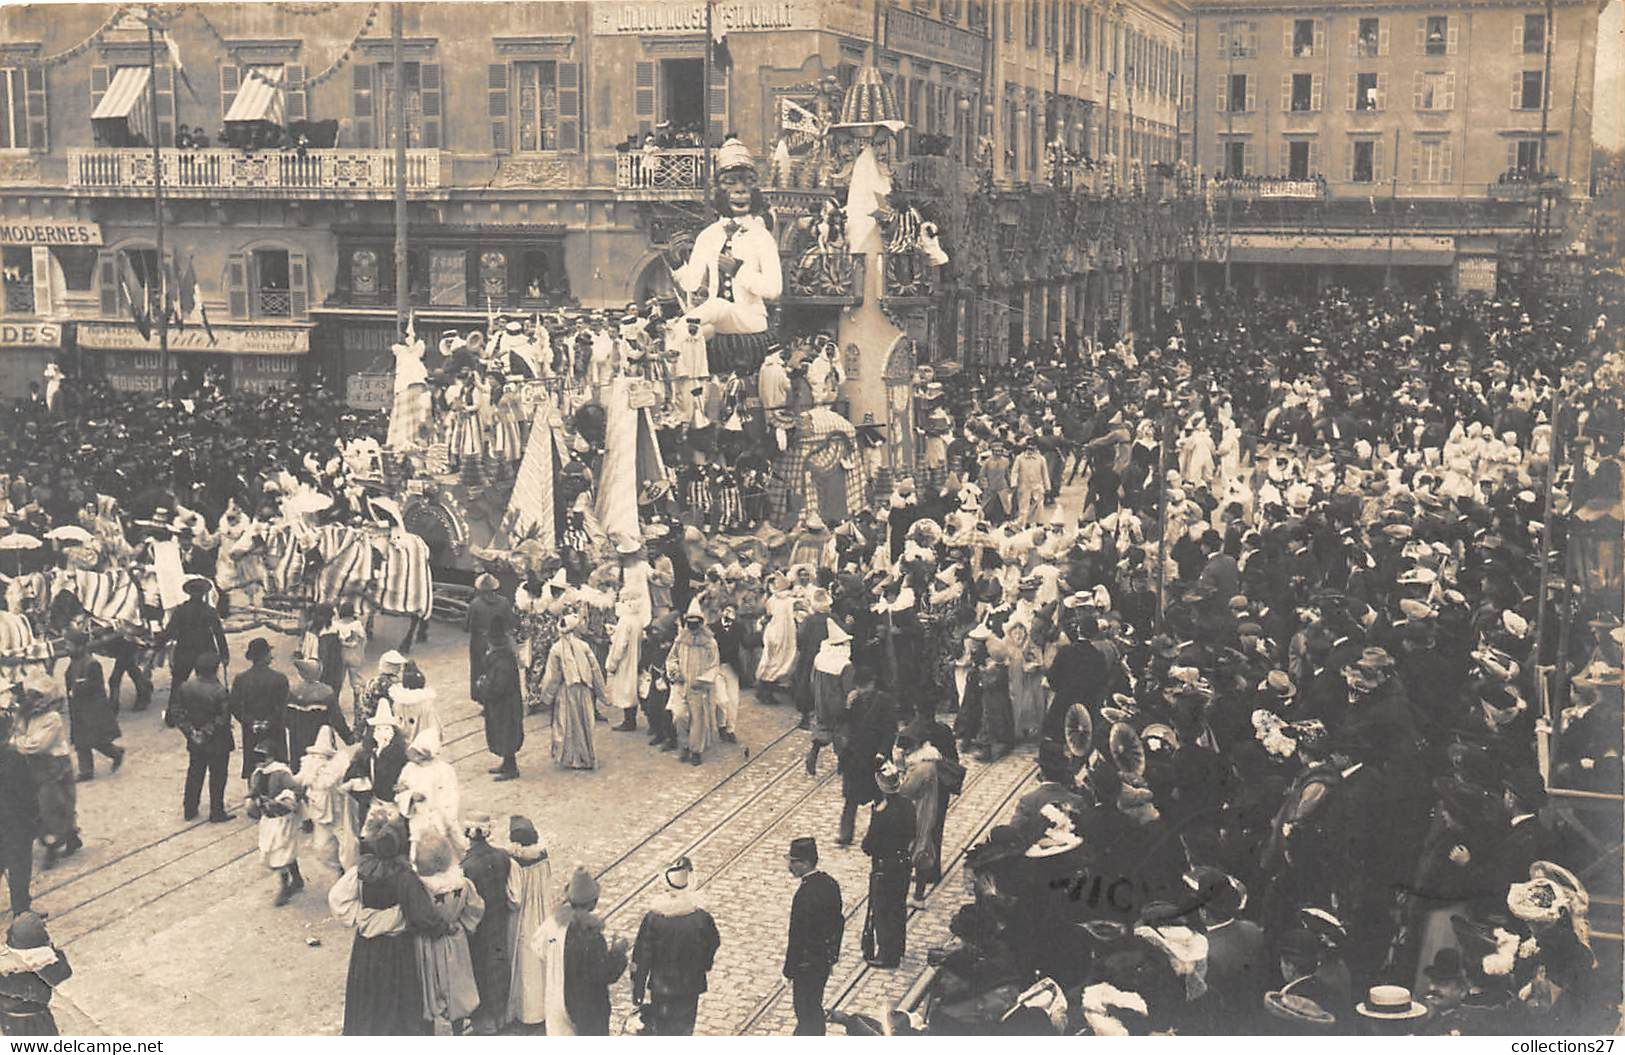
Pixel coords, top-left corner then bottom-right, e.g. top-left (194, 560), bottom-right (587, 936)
top-left (0, 220), bottom-right (103, 247)
top-left (594, 0), bottom-right (819, 34)
top-left (78, 321), bottom-right (309, 355)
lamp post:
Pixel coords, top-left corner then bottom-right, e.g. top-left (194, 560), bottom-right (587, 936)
top-left (143, 13), bottom-right (170, 394)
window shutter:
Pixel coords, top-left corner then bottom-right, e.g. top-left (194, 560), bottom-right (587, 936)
top-left (1314, 20), bottom-right (1326, 55)
top-left (1283, 21), bottom-right (1293, 56)
top-left (1217, 74), bottom-right (1227, 112)
top-left (154, 65), bottom-right (173, 146)
top-left (1375, 72), bottom-right (1387, 110)
top-left (1373, 138), bottom-right (1385, 182)
top-left (1509, 72), bottom-right (1522, 109)
top-left (1279, 138), bottom-right (1290, 176)
top-left (419, 62), bottom-right (441, 148)
top-left (1514, 18), bottom-right (1524, 51)
top-left (1379, 21), bottom-right (1390, 55)
top-left (1415, 17), bottom-right (1426, 54)
top-left (1547, 17), bottom-right (1555, 49)
top-left (91, 64), bottom-right (108, 116)
top-left (487, 63), bottom-right (510, 153)
top-left (98, 250), bottom-right (120, 317)
top-left (226, 253), bottom-right (248, 319)
top-left (220, 65), bottom-right (239, 121)
top-left (1347, 23), bottom-right (1357, 57)
top-left (1344, 142), bottom-right (1354, 181)
top-left (557, 62), bottom-right (580, 151)
top-left (1243, 142), bottom-right (1255, 174)
top-left (1443, 72), bottom-right (1456, 110)
top-left (1507, 140), bottom-right (1518, 172)
top-left (24, 67), bottom-right (46, 152)
top-left (1411, 138), bottom-right (1421, 182)
top-left (352, 63), bottom-right (374, 149)
top-left (1447, 24), bottom-right (1458, 55)
top-left (634, 60), bottom-right (655, 135)
top-left (283, 250), bottom-right (308, 318)
top-left (285, 64), bottom-right (307, 122)
top-left (1413, 71), bottom-right (1424, 110)
top-left (1346, 74), bottom-right (1356, 111)
top-left (1217, 25), bottom-right (1228, 56)
top-left (1282, 73), bottom-right (1292, 111)
top-left (1309, 140), bottom-right (1321, 177)
top-left (1440, 141), bottom-right (1453, 182)
top-left (1245, 77), bottom-right (1256, 112)
top-left (1311, 73), bottom-right (1322, 111)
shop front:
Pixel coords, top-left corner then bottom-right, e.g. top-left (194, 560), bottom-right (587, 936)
top-left (76, 319), bottom-right (311, 393)
top-left (0, 319), bottom-right (67, 399)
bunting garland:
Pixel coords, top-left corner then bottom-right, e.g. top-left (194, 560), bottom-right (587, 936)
top-left (190, 1), bottom-right (378, 94)
top-left (8, 6), bottom-right (131, 70)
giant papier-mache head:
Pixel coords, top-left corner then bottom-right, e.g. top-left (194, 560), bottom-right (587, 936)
top-left (712, 138), bottom-right (768, 221)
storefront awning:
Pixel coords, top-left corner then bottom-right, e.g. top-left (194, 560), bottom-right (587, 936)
top-left (91, 66), bottom-right (152, 142)
top-left (225, 67), bottom-right (285, 124)
top-left (1217, 233), bottom-right (1457, 267)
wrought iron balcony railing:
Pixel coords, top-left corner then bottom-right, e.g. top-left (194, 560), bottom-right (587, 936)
top-left (66, 148), bottom-right (443, 197)
top-left (614, 148), bottom-right (710, 196)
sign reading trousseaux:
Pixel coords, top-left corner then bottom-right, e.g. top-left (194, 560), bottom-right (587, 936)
top-left (593, 0), bottom-right (820, 34)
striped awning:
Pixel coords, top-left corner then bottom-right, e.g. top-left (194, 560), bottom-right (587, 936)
top-left (225, 66), bottom-right (285, 124)
top-left (91, 66), bottom-right (152, 142)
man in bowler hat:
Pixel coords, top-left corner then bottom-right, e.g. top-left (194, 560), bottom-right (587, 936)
top-left (783, 836), bottom-right (843, 1035)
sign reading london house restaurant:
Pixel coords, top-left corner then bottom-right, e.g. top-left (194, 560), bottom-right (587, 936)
top-left (77, 321), bottom-right (310, 355)
top-left (593, 0), bottom-right (820, 34)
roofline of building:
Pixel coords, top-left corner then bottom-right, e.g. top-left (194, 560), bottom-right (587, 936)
top-left (1188, 0), bottom-right (1601, 11)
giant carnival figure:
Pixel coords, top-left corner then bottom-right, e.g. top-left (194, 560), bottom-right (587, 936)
top-left (673, 139), bottom-right (783, 379)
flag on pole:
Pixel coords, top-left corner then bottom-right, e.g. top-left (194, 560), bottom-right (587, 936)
top-left (163, 32), bottom-right (201, 104)
top-left (117, 251), bottom-right (151, 340)
top-left (779, 98), bottom-right (820, 142)
top-left (177, 252), bottom-right (216, 345)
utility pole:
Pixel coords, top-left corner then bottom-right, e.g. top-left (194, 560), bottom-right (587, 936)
top-left (1533, 0), bottom-right (1555, 283)
top-left (1384, 125), bottom-right (1399, 287)
top-left (391, 2), bottom-right (409, 336)
top-left (145, 16), bottom-right (170, 393)
top-left (1222, 26), bottom-right (1234, 288)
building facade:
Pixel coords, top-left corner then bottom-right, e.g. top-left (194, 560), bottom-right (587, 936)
top-left (0, 0), bottom-right (1193, 402)
top-left (1179, 0), bottom-right (1604, 293)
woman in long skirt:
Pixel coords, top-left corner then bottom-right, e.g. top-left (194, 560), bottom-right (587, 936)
top-left (412, 830), bottom-right (485, 1031)
top-left (754, 575), bottom-right (798, 706)
top-left (1002, 623), bottom-right (1046, 742)
top-left (539, 615), bottom-right (605, 771)
top-left (504, 816), bottom-right (555, 1031)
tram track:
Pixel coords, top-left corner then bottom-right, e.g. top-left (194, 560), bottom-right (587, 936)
top-left (737, 754), bottom-right (1039, 1035)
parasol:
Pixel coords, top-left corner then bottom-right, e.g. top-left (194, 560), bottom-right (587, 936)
top-left (0, 533), bottom-right (42, 551)
top-left (45, 525), bottom-right (95, 544)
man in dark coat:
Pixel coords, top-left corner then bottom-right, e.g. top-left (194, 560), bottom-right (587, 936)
top-left (155, 577), bottom-right (229, 694)
top-left (459, 814), bottom-right (513, 1035)
top-left (473, 616), bottom-right (524, 780)
top-left (229, 637), bottom-right (290, 778)
top-left (631, 856), bottom-right (721, 1036)
top-left (171, 651), bottom-right (235, 822)
top-left (63, 628), bottom-right (125, 781)
top-left (783, 836), bottom-right (843, 1035)
top-left (465, 571), bottom-right (514, 696)
top-left (837, 683), bottom-right (896, 845)
top-left (556, 865), bottom-right (629, 1035)
top-left (0, 712), bottom-right (40, 915)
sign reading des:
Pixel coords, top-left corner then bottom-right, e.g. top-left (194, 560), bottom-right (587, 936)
top-left (347, 373), bottom-right (393, 411)
top-left (0, 321), bottom-right (61, 348)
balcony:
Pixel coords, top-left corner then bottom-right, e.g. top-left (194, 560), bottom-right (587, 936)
top-left (66, 148), bottom-right (443, 199)
top-left (1210, 177), bottom-right (1328, 202)
top-left (614, 148), bottom-right (710, 198)
top-left (1490, 175), bottom-right (1567, 202)
top-left (882, 253), bottom-right (937, 301)
top-left (3, 285), bottom-right (34, 314)
top-left (782, 250), bottom-right (862, 304)
top-left (254, 288), bottom-right (292, 318)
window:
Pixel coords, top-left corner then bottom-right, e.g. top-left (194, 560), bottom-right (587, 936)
top-left (0, 68), bottom-right (45, 151)
top-left (2, 246), bottom-right (34, 314)
top-left (1003, 1), bottom-right (1013, 43)
top-left (1351, 139), bottom-right (1376, 182)
top-left (1026, 0), bottom-right (1040, 48)
top-left (1287, 139), bottom-right (1310, 179)
top-left (1046, 0), bottom-right (1059, 53)
top-left (512, 61), bottom-right (558, 152)
top-left (252, 249), bottom-right (291, 318)
top-left (1065, 2), bottom-right (1076, 58)
top-left (1224, 140), bottom-right (1246, 177)
top-left (53, 247), bottom-right (97, 292)
top-left (1222, 20), bottom-right (1257, 58)
top-left (1521, 13), bottom-right (1547, 54)
top-left (1518, 69), bottom-right (1545, 110)
top-left (1512, 138), bottom-right (1544, 176)
top-left (1290, 73), bottom-right (1313, 111)
top-left (1292, 19), bottom-right (1316, 56)
top-left (1355, 17), bottom-right (1382, 57)
top-left (1229, 73), bottom-right (1248, 112)
top-left (1424, 16), bottom-right (1449, 55)
top-left (1355, 72), bottom-right (1380, 111)
top-left (353, 60), bottom-right (442, 148)
top-left (99, 247), bottom-right (161, 319)
top-left (1082, 9), bottom-right (1091, 63)
top-left (1412, 137), bottom-right (1454, 183)
top-left (1415, 71), bottom-right (1455, 111)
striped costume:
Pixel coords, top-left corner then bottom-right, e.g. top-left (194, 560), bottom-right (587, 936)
top-left (372, 532), bottom-right (433, 620)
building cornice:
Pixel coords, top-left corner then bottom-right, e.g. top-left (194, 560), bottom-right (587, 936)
top-left (492, 35), bottom-right (577, 59)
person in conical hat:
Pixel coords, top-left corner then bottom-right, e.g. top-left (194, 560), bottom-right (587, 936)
top-left (535, 864), bottom-right (629, 1037)
top-left (672, 138), bottom-right (782, 341)
top-left (666, 600), bottom-right (722, 766)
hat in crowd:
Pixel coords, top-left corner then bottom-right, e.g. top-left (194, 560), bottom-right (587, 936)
top-left (1261, 670), bottom-right (1296, 701)
top-left (293, 656), bottom-right (323, 682)
top-left (463, 812), bottom-right (495, 840)
top-left (245, 637), bottom-right (273, 661)
top-left (183, 577), bottom-right (213, 597)
top-left (875, 757), bottom-right (902, 795)
top-left (1064, 703), bottom-right (1094, 758)
top-left (566, 866), bottom-right (600, 908)
top-left (475, 571), bottom-right (501, 592)
top-left (509, 815), bottom-right (540, 847)
top-left (1184, 865), bottom-right (1247, 919)
top-left (788, 836), bottom-right (818, 865)
top-left (379, 650), bottom-right (408, 671)
top-left (665, 855), bottom-right (694, 889)
top-left (1355, 985), bottom-right (1427, 1021)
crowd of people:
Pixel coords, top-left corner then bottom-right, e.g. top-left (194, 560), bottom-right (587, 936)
top-left (0, 269), bottom-right (1621, 1035)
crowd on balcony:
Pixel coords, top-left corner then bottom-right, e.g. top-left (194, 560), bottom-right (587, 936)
top-left (616, 122), bottom-right (709, 154)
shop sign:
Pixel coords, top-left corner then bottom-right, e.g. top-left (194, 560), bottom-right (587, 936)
top-left (77, 321), bottom-right (310, 355)
top-left (0, 219), bottom-right (103, 246)
top-left (1455, 256), bottom-right (1498, 295)
top-left (347, 373), bottom-right (393, 411)
top-left (0, 321), bottom-right (61, 348)
top-left (883, 8), bottom-right (985, 70)
top-left (593, 0), bottom-right (819, 35)
top-left (107, 374), bottom-right (164, 393)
